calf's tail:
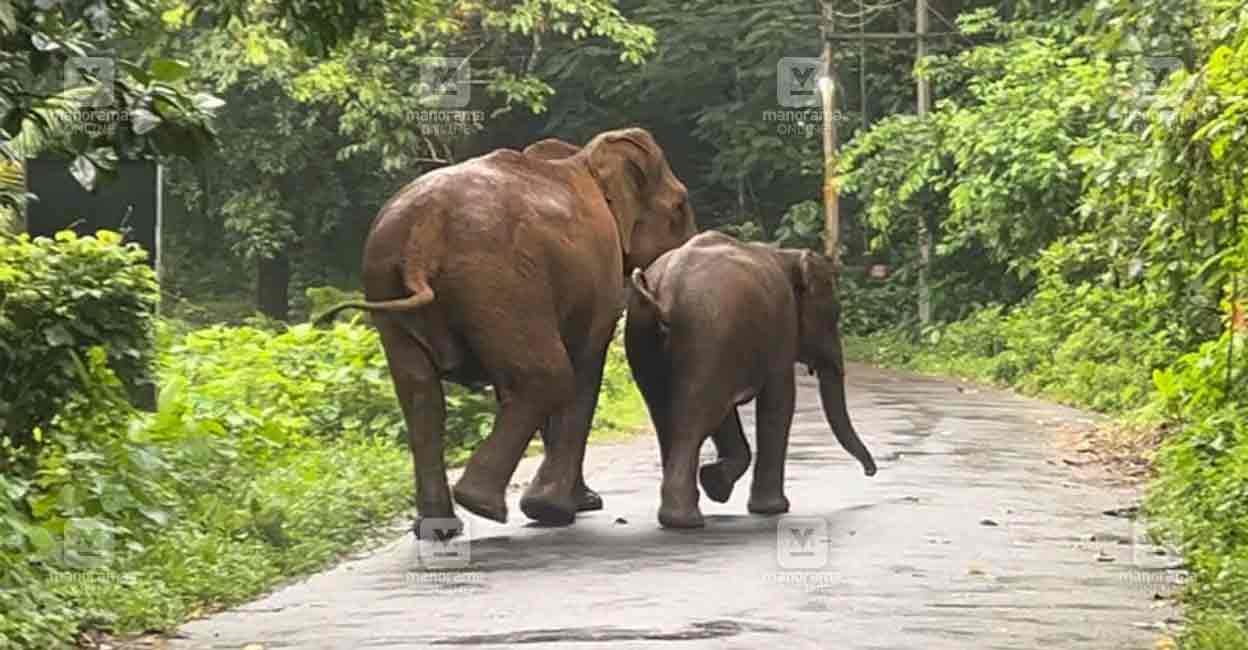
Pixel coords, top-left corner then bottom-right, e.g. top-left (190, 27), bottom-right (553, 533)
top-left (629, 268), bottom-right (670, 333)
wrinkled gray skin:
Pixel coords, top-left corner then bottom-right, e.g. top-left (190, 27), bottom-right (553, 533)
top-left (626, 232), bottom-right (877, 528)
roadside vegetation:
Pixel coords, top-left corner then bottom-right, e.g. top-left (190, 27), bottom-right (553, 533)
top-left (838, 4), bottom-right (1248, 647)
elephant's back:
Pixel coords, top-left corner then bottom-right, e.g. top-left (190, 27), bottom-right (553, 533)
top-left (660, 239), bottom-right (795, 339)
top-left (667, 237), bottom-right (792, 303)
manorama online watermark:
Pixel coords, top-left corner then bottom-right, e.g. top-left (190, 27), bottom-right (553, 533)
top-left (45, 569), bottom-right (135, 592)
top-left (63, 55), bottom-right (135, 134)
top-left (762, 571), bottom-right (840, 591)
top-left (404, 570), bottom-right (486, 593)
top-left (407, 109), bottom-right (487, 137)
top-left (763, 108), bottom-right (851, 137)
top-left (66, 108), bottom-right (132, 135)
top-left (1119, 569), bottom-right (1187, 590)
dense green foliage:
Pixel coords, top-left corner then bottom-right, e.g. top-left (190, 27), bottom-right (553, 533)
top-left (842, 3), bottom-right (1248, 646)
top-left (1150, 334), bottom-right (1248, 644)
top-left (0, 231), bottom-right (158, 471)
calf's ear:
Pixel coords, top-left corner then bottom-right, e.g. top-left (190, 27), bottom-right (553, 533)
top-left (798, 250), bottom-right (814, 290)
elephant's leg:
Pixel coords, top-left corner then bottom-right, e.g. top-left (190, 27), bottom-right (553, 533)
top-left (658, 396), bottom-right (727, 529)
top-left (453, 341), bottom-right (576, 524)
top-left (375, 315), bottom-right (456, 538)
top-left (563, 338), bottom-right (614, 512)
top-left (748, 370), bottom-right (796, 516)
top-left (699, 408), bottom-right (751, 504)
top-left (625, 319), bottom-right (672, 470)
top-left (520, 337), bottom-right (611, 524)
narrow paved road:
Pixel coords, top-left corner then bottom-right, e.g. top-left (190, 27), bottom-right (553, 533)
top-left (173, 365), bottom-right (1179, 649)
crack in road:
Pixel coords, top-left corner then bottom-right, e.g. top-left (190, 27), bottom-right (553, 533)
top-left (427, 620), bottom-right (783, 645)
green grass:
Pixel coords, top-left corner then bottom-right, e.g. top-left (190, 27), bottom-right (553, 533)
top-left (65, 436), bottom-right (414, 634)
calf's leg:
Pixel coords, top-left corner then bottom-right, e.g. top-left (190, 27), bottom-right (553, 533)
top-left (749, 370), bottom-right (795, 515)
top-left (699, 408), bottom-right (751, 503)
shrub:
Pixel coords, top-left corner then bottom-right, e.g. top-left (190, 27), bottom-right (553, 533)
top-left (1149, 333), bottom-right (1248, 644)
top-left (1, 345), bottom-right (172, 647)
top-left (0, 230), bottom-right (158, 469)
top-left (162, 321), bottom-right (496, 453)
top-left (849, 253), bottom-right (1188, 414)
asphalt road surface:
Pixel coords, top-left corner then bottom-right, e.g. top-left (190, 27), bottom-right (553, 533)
top-left (173, 364), bottom-right (1180, 650)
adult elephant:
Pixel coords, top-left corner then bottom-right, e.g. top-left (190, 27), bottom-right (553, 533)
top-left (319, 128), bottom-right (697, 533)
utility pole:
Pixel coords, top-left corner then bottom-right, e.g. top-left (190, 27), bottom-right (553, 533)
top-left (820, 0), bottom-right (841, 265)
top-left (858, 0), bottom-right (870, 258)
top-left (821, 1), bottom-right (958, 302)
top-left (915, 0), bottom-right (932, 325)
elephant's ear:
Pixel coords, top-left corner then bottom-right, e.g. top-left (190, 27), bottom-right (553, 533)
top-left (797, 250), bottom-right (813, 290)
top-left (797, 250), bottom-right (842, 289)
top-left (793, 249), bottom-right (843, 298)
top-left (586, 128), bottom-right (662, 256)
top-left (797, 250), bottom-right (843, 320)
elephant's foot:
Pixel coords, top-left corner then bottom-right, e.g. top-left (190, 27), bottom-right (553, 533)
top-left (575, 483), bottom-right (604, 512)
top-left (747, 490), bottom-right (791, 516)
top-left (451, 476), bottom-right (508, 523)
top-left (413, 514), bottom-right (464, 540)
top-left (658, 503), bottom-right (705, 529)
top-left (698, 460), bottom-right (748, 504)
top-left (658, 481), bottom-right (704, 528)
top-left (519, 483), bottom-right (578, 526)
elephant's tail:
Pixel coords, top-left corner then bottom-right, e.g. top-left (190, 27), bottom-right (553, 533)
top-left (629, 268), bottom-right (669, 330)
top-left (313, 285), bottom-right (435, 326)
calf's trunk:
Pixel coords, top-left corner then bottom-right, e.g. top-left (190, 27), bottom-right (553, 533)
top-left (817, 369), bottom-right (877, 476)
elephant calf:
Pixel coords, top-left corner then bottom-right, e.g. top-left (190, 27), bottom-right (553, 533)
top-left (625, 231), bottom-right (877, 529)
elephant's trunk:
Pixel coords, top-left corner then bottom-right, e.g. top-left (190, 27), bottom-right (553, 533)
top-left (817, 369), bottom-right (877, 476)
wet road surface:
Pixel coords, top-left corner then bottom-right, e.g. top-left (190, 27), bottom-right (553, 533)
top-left (173, 364), bottom-right (1179, 649)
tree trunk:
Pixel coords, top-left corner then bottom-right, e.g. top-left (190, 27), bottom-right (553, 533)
top-left (257, 250), bottom-right (291, 321)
